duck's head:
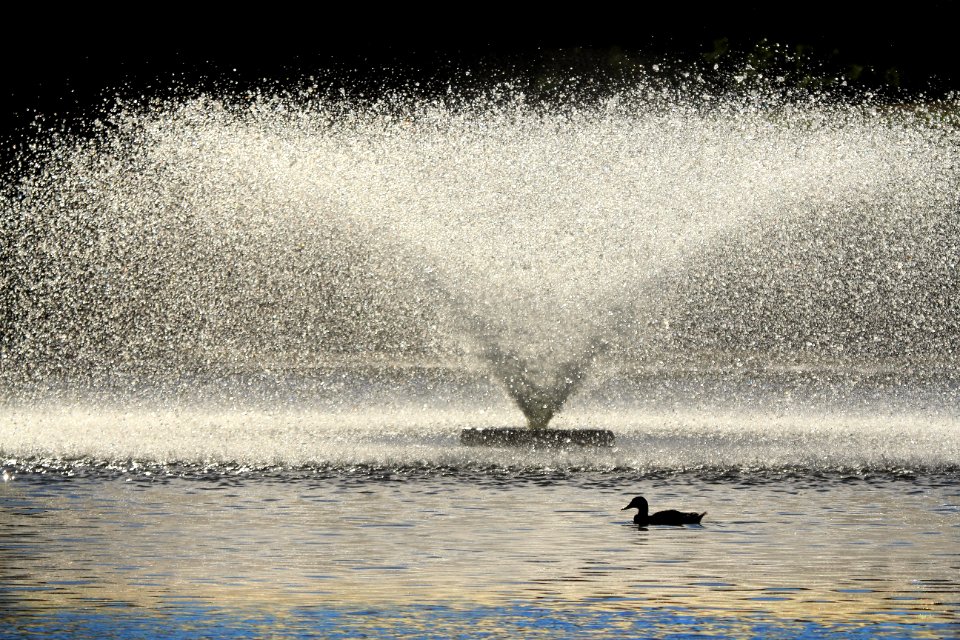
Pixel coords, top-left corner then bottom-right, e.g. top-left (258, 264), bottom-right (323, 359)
top-left (621, 496), bottom-right (648, 512)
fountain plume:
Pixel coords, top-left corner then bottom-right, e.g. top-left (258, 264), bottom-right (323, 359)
top-left (1, 81), bottom-right (958, 433)
top-left (481, 338), bottom-right (608, 429)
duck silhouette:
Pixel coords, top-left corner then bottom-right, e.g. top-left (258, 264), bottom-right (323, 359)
top-left (622, 496), bottom-right (706, 526)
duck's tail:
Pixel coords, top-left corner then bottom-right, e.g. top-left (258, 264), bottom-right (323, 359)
top-left (696, 512), bottom-right (707, 523)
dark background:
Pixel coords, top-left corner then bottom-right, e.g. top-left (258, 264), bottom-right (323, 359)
top-left (2, 3), bottom-right (959, 142)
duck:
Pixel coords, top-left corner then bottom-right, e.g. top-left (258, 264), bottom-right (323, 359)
top-left (622, 496), bottom-right (705, 526)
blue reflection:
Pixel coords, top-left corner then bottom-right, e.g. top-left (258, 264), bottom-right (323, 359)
top-left (8, 602), bottom-right (958, 639)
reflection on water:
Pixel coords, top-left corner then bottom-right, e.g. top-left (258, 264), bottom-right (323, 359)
top-left (1, 470), bottom-right (958, 638)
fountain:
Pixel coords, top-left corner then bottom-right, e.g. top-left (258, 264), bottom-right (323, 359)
top-left (4, 65), bottom-right (960, 640)
top-left (1, 75), bottom-right (959, 464)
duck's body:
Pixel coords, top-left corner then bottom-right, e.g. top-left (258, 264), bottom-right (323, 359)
top-left (622, 496), bottom-right (705, 526)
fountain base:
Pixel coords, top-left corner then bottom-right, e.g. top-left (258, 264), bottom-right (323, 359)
top-left (460, 427), bottom-right (615, 448)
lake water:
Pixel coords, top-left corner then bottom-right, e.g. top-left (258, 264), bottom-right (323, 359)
top-left (2, 461), bottom-right (958, 638)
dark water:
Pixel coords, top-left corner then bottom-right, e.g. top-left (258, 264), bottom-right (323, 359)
top-left (2, 468), bottom-right (958, 639)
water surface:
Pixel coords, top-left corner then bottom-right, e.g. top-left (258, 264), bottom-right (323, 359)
top-left (3, 467), bottom-right (957, 638)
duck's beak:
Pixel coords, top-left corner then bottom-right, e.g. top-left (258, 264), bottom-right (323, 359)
top-left (621, 505), bottom-right (630, 510)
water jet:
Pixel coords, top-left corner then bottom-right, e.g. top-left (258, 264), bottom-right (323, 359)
top-left (1, 78), bottom-right (958, 469)
top-left (460, 338), bottom-right (615, 445)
